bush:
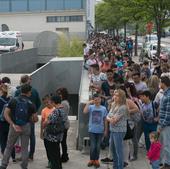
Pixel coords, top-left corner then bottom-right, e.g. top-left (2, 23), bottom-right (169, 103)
top-left (58, 34), bottom-right (83, 57)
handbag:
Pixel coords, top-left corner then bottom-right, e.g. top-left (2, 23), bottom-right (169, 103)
top-left (124, 120), bottom-right (134, 140)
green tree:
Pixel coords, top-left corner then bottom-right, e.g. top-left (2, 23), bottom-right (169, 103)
top-left (139, 0), bottom-right (170, 57)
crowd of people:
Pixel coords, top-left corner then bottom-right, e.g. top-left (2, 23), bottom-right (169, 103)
top-left (0, 75), bottom-right (70, 169)
top-left (0, 32), bottom-right (170, 169)
top-left (83, 33), bottom-right (170, 169)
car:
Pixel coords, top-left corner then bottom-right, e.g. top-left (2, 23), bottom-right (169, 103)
top-left (147, 43), bottom-right (167, 59)
top-left (144, 34), bottom-right (158, 43)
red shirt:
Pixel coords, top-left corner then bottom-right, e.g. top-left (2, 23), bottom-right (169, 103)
top-left (147, 141), bottom-right (162, 161)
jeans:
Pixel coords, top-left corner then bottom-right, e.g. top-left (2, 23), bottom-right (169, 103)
top-left (89, 132), bottom-right (103, 160)
top-left (0, 123), bottom-right (15, 160)
top-left (29, 122), bottom-right (35, 158)
top-left (110, 132), bottom-right (126, 169)
top-left (143, 121), bottom-right (157, 151)
top-left (44, 139), bottom-right (62, 169)
top-left (1, 123), bottom-right (31, 169)
top-left (61, 129), bottom-right (68, 159)
top-left (160, 126), bottom-right (170, 165)
top-left (151, 160), bottom-right (160, 169)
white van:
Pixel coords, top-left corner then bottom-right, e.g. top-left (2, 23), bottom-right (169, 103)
top-left (144, 34), bottom-right (158, 43)
top-left (0, 31), bottom-right (23, 53)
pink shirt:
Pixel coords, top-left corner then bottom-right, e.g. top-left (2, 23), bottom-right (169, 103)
top-left (147, 141), bottom-right (162, 161)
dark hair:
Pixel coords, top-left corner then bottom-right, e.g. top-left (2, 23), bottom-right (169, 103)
top-left (106, 69), bottom-right (113, 73)
top-left (42, 94), bottom-right (51, 101)
top-left (51, 95), bottom-right (61, 104)
top-left (56, 87), bottom-right (69, 100)
top-left (118, 85), bottom-right (129, 98)
top-left (1, 77), bottom-right (11, 84)
top-left (132, 72), bottom-right (141, 77)
top-left (160, 76), bottom-right (170, 87)
top-left (90, 64), bottom-right (99, 71)
top-left (124, 82), bottom-right (138, 97)
top-left (143, 60), bottom-right (149, 65)
top-left (21, 84), bottom-right (32, 94)
top-left (138, 90), bottom-right (151, 99)
top-left (20, 75), bottom-right (30, 84)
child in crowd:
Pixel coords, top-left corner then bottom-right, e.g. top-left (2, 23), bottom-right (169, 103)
top-left (83, 93), bottom-right (108, 168)
top-left (40, 95), bottom-right (55, 168)
top-left (147, 132), bottom-right (161, 169)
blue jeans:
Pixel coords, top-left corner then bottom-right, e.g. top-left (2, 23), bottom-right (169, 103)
top-left (143, 121), bottom-right (157, 151)
top-left (110, 132), bottom-right (125, 169)
top-left (151, 160), bottom-right (160, 169)
top-left (29, 122), bottom-right (35, 158)
top-left (160, 126), bottom-right (170, 165)
top-left (89, 132), bottom-right (103, 160)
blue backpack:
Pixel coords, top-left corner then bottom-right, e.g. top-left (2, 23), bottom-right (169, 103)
top-left (0, 97), bottom-right (8, 122)
top-left (14, 97), bottom-right (29, 126)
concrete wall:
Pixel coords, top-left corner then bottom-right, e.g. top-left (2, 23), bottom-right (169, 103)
top-left (0, 48), bottom-right (38, 73)
top-left (77, 68), bottom-right (90, 150)
top-left (30, 57), bottom-right (83, 113)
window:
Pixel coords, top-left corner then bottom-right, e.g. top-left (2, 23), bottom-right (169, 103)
top-left (0, 0), bottom-right (10, 12)
top-left (29, 0), bottom-right (45, 11)
top-left (46, 15), bottom-right (83, 23)
top-left (11, 0), bottom-right (27, 12)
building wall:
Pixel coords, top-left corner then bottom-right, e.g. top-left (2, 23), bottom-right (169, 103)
top-left (0, 11), bottom-right (86, 35)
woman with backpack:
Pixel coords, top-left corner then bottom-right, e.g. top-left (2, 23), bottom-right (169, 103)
top-left (0, 84), bottom-right (16, 162)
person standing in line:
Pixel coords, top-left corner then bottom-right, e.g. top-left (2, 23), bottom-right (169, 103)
top-left (0, 84), bottom-right (38, 169)
top-left (40, 95), bottom-right (55, 168)
top-left (0, 84), bottom-right (16, 162)
top-left (15, 75), bottom-right (41, 160)
top-left (56, 87), bottom-right (70, 163)
top-left (158, 76), bottom-right (170, 169)
top-left (43, 95), bottom-right (67, 169)
top-left (147, 132), bottom-right (162, 169)
top-left (107, 89), bottom-right (128, 169)
top-left (83, 93), bottom-right (107, 168)
top-left (138, 90), bottom-right (158, 151)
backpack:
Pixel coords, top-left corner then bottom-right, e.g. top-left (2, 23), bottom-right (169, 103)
top-left (46, 109), bottom-right (66, 135)
top-left (0, 97), bottom-right (8, 122)
top-left (14, 97), bottom-right (30, 126)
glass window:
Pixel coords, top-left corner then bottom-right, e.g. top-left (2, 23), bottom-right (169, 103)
top-left (65, 16), bottom-right (70, 22)
top-left (47, 16), bottom-right (56, 22)
top-left (29, 0), bottom-right (45, 11)
top-left (70, 15), bottom-right (83, 22)
top-left (60, 16), bottom-right (65, 22)
top-left (65, 0), bottom-right (81, 9)
top-left (0, 0), bottom-right (10, 12)
top-left (47, 0), bottom-right (64, 10)
top-left (11, 0), bottom-right (27, 12)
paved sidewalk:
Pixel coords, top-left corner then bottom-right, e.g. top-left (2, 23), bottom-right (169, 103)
top-left (0, 118), bottom-right (151, 169)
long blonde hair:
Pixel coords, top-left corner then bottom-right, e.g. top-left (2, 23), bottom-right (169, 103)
top-left (114, 89), bottom-right (126, 106)
top-left (147, 75), bottom-right (159, 92)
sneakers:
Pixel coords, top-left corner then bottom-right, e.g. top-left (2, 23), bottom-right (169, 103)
top-left (61, 156), bottom-right (69, 163)
top-left (12, 159), bottom-right (17, 163)
top-left (160, 164), bottom-right (170, 169)
top-left (94, 160), bottom-right (100, 168)
top-left (101, 157), bottom-right (113, 163)
top-left (87, 160), bottom-right (94, 167)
